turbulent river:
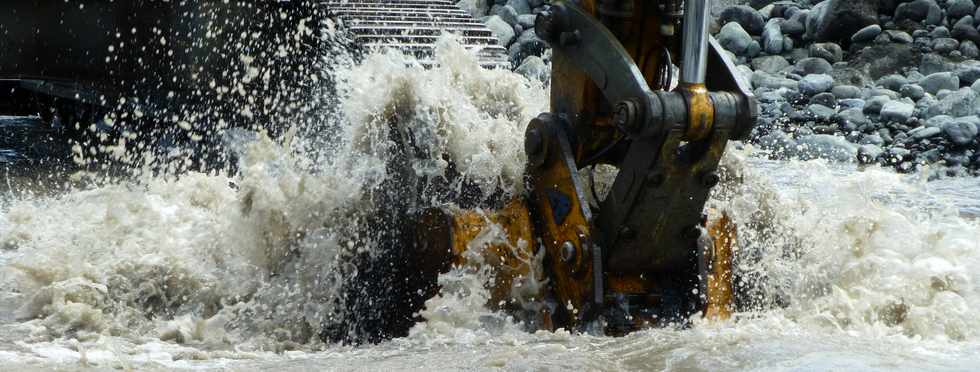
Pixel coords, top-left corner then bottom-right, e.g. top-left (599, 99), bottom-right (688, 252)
top-left (2, 38), bottom-right (980, 371)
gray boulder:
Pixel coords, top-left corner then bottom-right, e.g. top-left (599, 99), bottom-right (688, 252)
top-left (840, 107), bottom-right (871, 127)
top-left (920, 54), bottom-right (953, 75)
top-left (782, 12), bottom-right (806, 36)
top-left (839, 99), bottom-right (868, 109)
top-left (508, 29), bottom-right (547, 63)
top-left (809, 42), bottom-right (843, 63)
top-left (718, 22), bottom-right (754, 55)
top-left (877, 74), bottom-right (909, 91)
top-left (926, 88), bottom-right (977, 117)
top-left (751, 55), bottom-right (791, 73)
top-left (885, 30), bottom-right (914, 44)
top-left (955, 60), bottom-right (980, 85)
top-left (951, 16), bottom-right (980, 45)
top-left (810, 92), bottom-right (838, 107)
top-left (762, 19), bottom-right (784, 54)
top-left (948, 0), bottom-right (977, 20)
top-left (808, 104), bottom-right (837, 120)
top-left (852, 24), bottom-right (882, 43)
top-left (810, 0), bottom-right (878, 43)
top-left (920, 72), bottom-right (961, 94)
top-left (961, 40), bottom-right (980, 58)
top-left (516, 56), bottom-right (549, 82)
top-left (797, 134), bottom-right (858, 162)
top-left (485, 15), bottom-right (516, 46)
top-left (517, 14), bottom-right (537, 28)
top-left (794, 57), bottom-right (834, 75)
top-left (751, 71), bottom-right (799, 90)
top-left (799, 74), bottom-right (834, 95)
top-left (942, 116), bottom-right (980, 145)
top-left (832, 85), bottom-right (863, 99)
top-left (506, 0), bottom-right (531, 15)
top-left (864, 95), bottom-right (892, 114)
top-left (720, 6), bottom-right (766, 35)
top-left (459, 0), bottom-right (490, 17)
top-left (492, 5), bottom-right (520, 27)
top-left (758, 131), bottom-right (798, 158)
top-left (900, 84), bottom-right (926, 100)
top-left (858, 144), bottom-right (884, 163)
top-left (933, 38), bottom-right (961, 54)
top-left (880, 100), bottom-right (915, 122)
top-left (909, 126), bottom-right (943, 140)
top-left (895, 0), bottom-right (943, 25)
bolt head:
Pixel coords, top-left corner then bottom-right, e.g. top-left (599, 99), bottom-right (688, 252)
top-left (560, 241), bottom-right (576, 262)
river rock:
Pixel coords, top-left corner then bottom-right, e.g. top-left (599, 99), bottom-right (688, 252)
top-left (920, 54), bottom-right (953, 75)
top-left (852, 24), bottom-right (882, 43)
top-left (885, 30), bottom-right (914, 44)
top-left (508, 29), bottom-right (547, 62)
top-left (955, 60), bottom-right (980, 84)
top-left (718, 22), bottom-right (754, 55)
top-left (895, 0), bottom-right (943, 25)
top-left (517, 14), bottom-right (536, 28)
top-left (931, 26), bottom-right (951, 39)
top-left (951, 16), bottom-right (980, 44)
top-left (933, 38), bottom-right (961, 53)
top-left (926, 88), bottom-right (977, 117)
top-left (515, 55), bottom-right (548, 81)
top-left (794, 57), bottom-right (833, 75)
top-left (943, 116), bottom-right (980, 145)
top-left (810, 0), bottom-right (878, 43)
top-left (506, 0), bottom-right (531, 15)
top-left (864, 95), bottom-right (891, 114)
top-left (858, 144), bottom-right (884, 163)
top-left (808, 104), bottom-right (837, 120)
top-left (920, 72), bottom-right (961, 94)
top-left (900, 84), bottom-right (926, 100)
top-left (459, 0), bottom-right (490, 17)
top-left (720, 5), bottom-right (766, 35)
top-left (839, 99), bottom-right (867, 109)
top-left (782, 12), bottom-right (806, 36)
top-left (961, 40), bottom-right (980, 58)
top-left (797, 134), bottom-right (858, 161)
top-left (809, 42), bottom-right (843, 63)
top-left (840, 107), bottom-right (871, 127)
top-left (880, 100), bottom-right (915, 122)
top-left (832, 85), bottom-right (863, 99)
top-left (877, 74), bottom-right (909, 91)
top-left (492, 5), bottom-right (520, 27)
top-left (762, 19), bottom-right (784, 54)
top-left (758, 131), bottom-right (798, 157)
top-left (909, 126), bottom-right (942, 139)
top-left (810, 92), bottom-right (838, 107)
top-left (799, 74), bottom-right (834, 95)
top-left (752, 71), bottom-right (799, 90)
top-left (751, 55), bottom-right (791, 73)
top-left (485, 15), bottom-right (516, 46)
top-left (948, 0), bottom-right (977, 20)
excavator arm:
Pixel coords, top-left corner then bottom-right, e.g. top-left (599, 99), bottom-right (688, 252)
top-left (416, 0), bottom-right (756, 334)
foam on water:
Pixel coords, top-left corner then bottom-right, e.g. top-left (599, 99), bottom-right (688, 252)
top-left (2, 35), bottom-right (980, 370)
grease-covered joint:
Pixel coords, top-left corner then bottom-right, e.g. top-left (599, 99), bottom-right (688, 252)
top-left (678, 83), bottom-right (714, 141)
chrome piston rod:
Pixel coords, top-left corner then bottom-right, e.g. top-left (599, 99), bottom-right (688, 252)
top-left (680, 0), bottom-right (710, 84)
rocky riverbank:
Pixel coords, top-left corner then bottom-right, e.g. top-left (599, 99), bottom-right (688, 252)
top-left (460, 0), bottom-right (980, 177)
top-left (718, 0), bottom-right (980, 176)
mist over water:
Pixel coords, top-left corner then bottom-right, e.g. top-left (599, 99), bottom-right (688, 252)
top-left (2, 32), bottom-right (980, 371)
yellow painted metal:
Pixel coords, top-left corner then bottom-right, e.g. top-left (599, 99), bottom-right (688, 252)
top-left (441, 200), bottom-right (540, 307)
top-left (705, 211), bottom-right (736, 320)
top-left (680, 83), bottom-right (715, 141)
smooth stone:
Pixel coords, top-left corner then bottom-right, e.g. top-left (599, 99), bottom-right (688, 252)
top-left (840, 107), bottom-right (871, 126)
top-left (751, 71), bottom-right (799, 90)
top-left (506, 0), bottom-right (532, 14)
top-left (515, 55), bottom-right (549, 81)
top-left (796, 134), bottom-right (858, 162)
top-left (880, 100), bottom-right (915, 122)
top-left (762, 19), bottom-right (784, 54)
top-left (492, 5), bottom-right (521, 27)
top-left (718, 22), bottom-right (754, 55)
top-left (794, 57), bottom-right (833, 75)
top-left (948, 0), bottom-right (977, 20)
top-left (839, 99), bottom-right (867, 109)
top-left (960, 40), bottom-right (980, 58)
top-left (808, 104), bottom-right (837, 120)
top-left (832, 85), bottom-right (863, 99)
top-left (885, 30), bottom-right (914, 44)
top-left (909, 126), bottom-right (942, 139)
top-left (900, 84), bottom-right (926, 100)
top-left (932, 38), bottom-right (960, 53)
top-left (920, 72), bottom-right (961, 94)
top-left (758, 131), bottom-right (798, 158)
top-left (809, 42), bottom-right (843, 63)
top-left (930, 26), bottom-right (951, 39)
top-left (720, 5), bottom-right (767, 35)
top-left (920, 53), bottom-right (953, 75)
top-left (810, 92), bottom-right (838, 107)
top-left (954, 60), bottom-right (980, 84)
top-left (751, 55), bottom-right (791, 74)
top-left (852, 24), bottom-right (882, 43)
top-left (877, 74), bottom-right (909, 91)
top-left (858, 144), bottom-right (884, 163)
top-left (926, 88), bottom-right (977, 118)
top-left (894, 0), bottom-right (943, 25)
top-left (943, 116), bottom-right (980, 145)
top-left (864, 95), bottom-right (892, 114)
top-left (799, 74), bottom-right (834, 95)
top-left (485, 15), bottom-right (516, 45)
